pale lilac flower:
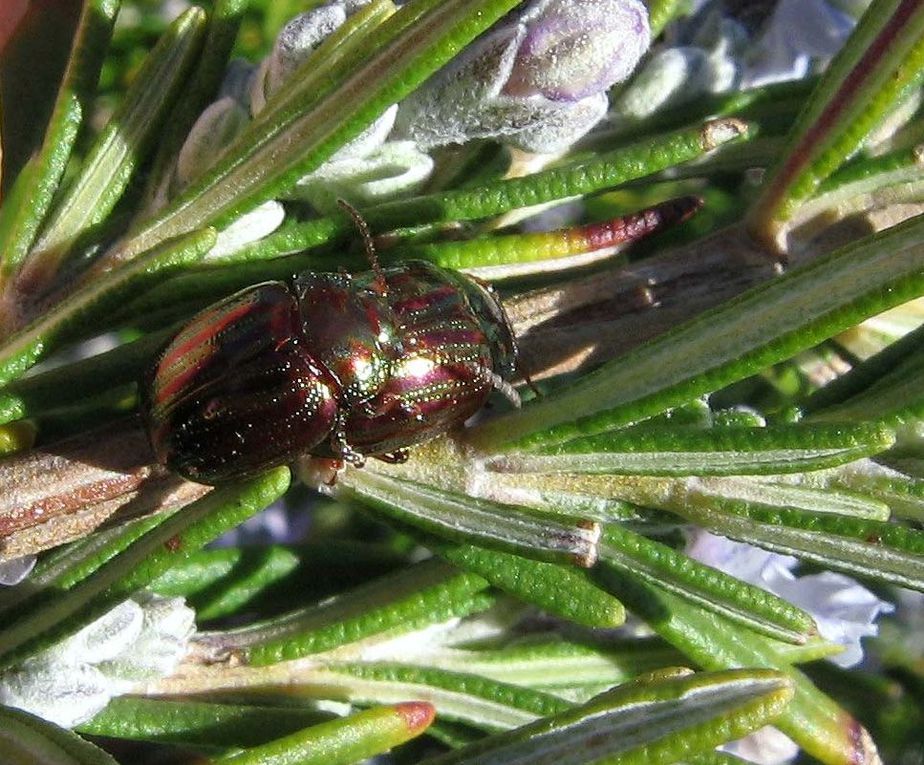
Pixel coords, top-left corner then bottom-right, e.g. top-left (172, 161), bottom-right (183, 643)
top-left (768, 570), bottom-right (896, 667)
top-left (723, 725), bottom-right (800, 765)
top-left (394, 0), bottom-right (649, 153)
top-left (686, 531), bottom-right (894, 667)
top-left (212, 497), bottom-right (312, 548)
top-left (686, 530), bottom-right (893, 764)
top-left (0, 555), bottom-right (35, 586)
top-left (255, 4), bottom-right (348, 110)
top-left (742, 0), bottom-right (858, 87)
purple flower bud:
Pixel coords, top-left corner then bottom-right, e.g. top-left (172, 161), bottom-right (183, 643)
top-left (395, 0), bottom-right (650, 153)
top-left (505, 0), bottom-right (649, 102)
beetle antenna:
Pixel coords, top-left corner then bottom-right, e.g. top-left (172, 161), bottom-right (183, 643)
top-left (338, 198), bottom-right (387, 295)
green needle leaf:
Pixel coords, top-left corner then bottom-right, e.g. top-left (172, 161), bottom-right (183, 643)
top-left (0, 227), bottom-right (215, 388)
top-left (421, 669), bottom-right (793, 765)
top-left (834, 472), bottom-right (924, 522)
top-left (384, 197), bottom-right (703, 279)
top-left (80, 697), bottom-right (329, 750)
top-left (149, 546), bottom-right (300, 621)
top-left (366, 121), bottom-right (746, 234)
top-left (422, 639), bottom-right (684, 692)
top-left (647, 0), bottom-right (689, 38)
top-left (489, 422), bottom-right (895, 476)
top-left (0, 705), bottom-right (117, 765)
top-left (0, 468), bottom-right (289, 668)
top-left (747, 0), bottom-right (924, 249)
top-left (214, 559), bottom-right (492, 665)
top-left (432, 541), bottom-right (626, 628)
top-left (599, 525), bottom-right (817, 644)
top-left (0, 0), bottom-right (121, 290)
top-left (470, 212), bottom-right (924, 451)
top-left (315, 662), bottom-right (569, 729)
top-left (22, 7), bottom-right (207, 291)
top-left (339, 469), bottom-right (601, 567)
top-left (211, 702), bottom-right (436, 765)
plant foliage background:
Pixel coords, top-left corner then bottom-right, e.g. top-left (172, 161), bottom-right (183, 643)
top-left (0, 0), bottom-right (922, 764)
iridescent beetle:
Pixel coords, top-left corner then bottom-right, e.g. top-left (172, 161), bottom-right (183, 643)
top-left (140, 210), bottom-right (519, 484)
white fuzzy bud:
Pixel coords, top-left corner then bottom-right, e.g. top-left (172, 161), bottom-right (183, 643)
top-left (292, 140), bottom-right (433, 213)
top-left (263, 6), bottom-right (348, 108)
top-left (0, 594), bottom-right (196, 729)
top-left (208, 200), bottom-right (286, 260)
top-left (174, 96), bottom-right (249, 191)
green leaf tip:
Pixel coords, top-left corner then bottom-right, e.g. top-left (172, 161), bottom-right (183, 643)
top-left (213, 702), bottom-right (435, 765)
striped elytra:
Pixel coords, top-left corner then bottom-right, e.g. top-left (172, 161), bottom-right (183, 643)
top-left (141, 261), bottom-right (517, 483)
top-left (142, 283), bottom-right (340, 483)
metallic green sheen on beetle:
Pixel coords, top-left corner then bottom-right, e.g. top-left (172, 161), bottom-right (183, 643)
top-left (140, 261), bottom-right (518, 484)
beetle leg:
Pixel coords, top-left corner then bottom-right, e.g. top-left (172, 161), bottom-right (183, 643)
top-left (463, 361), bottom-right (521, 408)
top-left (340, 443), bottom-right (366, 467)
top-left (331, 412), bottom-right (366, 467)
top-left (294, 456), bottom-right (344, 489)
top-left (334, 432), bottom-right (366, 467)
top-left (375, 449), bottom-right (410, 464)
top-left (490, 372), bottom-right (521, 408)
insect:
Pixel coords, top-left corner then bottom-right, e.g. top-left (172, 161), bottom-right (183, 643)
top-left (140, 219), bottom-right (519, 484)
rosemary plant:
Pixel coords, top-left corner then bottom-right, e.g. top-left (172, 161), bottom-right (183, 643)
top-left (0, 1), bottom-right (922, 763)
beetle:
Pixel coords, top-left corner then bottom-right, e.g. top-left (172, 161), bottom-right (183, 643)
top-left (140, 194), bottom-right (708, 484)
top-left (140, 257), bottom-right (519, 485)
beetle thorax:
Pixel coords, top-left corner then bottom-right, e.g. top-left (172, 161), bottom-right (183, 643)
top-left (294, 272), bottom-right (401, 406)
